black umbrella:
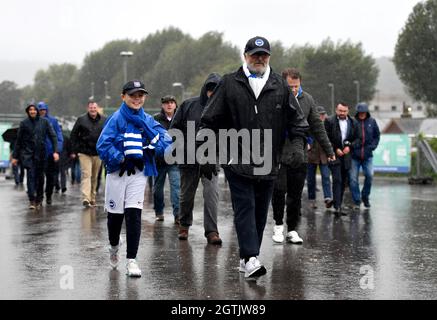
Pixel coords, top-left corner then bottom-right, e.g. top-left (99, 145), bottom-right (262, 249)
top-left (1, 127), bottom-right (18, 143)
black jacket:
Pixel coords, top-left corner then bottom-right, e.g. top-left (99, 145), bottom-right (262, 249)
top-left (281, 90), bottom-right (333, 167)
top-left (170, 73), bottom-right (222, 168)
top-left (200, 66), bottom-right (309, 179)
top-left (70, 112), bottom-right (106, 156)
top-left (13, 115), bottom-right (58, 168)
top-left (324, 115), bottom-right (358, 169)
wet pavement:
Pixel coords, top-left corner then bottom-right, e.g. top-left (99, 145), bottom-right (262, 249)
top-left (0, 174), bottom-right (436, 300)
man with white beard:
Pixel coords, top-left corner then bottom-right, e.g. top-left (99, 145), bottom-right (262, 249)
top-left (200, 36), bottom-right (309, 278)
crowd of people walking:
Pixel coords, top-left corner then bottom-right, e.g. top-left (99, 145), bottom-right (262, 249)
top-left (8, 36), bottom-right (380, 280)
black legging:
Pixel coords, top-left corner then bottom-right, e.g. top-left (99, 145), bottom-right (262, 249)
top-left (107, 208), bottom-right (142, 259)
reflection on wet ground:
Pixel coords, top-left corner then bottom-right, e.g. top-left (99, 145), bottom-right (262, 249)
top-left (0, 176), bottom-right (436, 299)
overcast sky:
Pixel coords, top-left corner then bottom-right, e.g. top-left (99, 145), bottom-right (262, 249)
top-left (0, 0), bottom-right (420, 67)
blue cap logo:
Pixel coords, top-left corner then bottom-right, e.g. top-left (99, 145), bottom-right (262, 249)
top-left (134, 81), bottom-right (141, 88)
top-left (255, 39), bottom-right (264, 47)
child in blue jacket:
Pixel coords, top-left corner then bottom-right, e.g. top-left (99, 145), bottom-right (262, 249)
top-left (97, 80), bottom-right (172, 277)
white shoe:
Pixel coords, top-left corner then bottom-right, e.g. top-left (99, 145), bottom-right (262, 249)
top-left (239, 259), bottom-right (245, 273)
top-left (126, 259), bottom-right (142, 277)
top-left (244, 257), bottom-right (267, 278)
top-left (109, 246), bottom-right (120, 269)
top-left (272, 225), bottom-right (284, 243)
top-left (286, 231), bottom-right (303, 244)
top-left (108, 236), bottom-right (123, 269)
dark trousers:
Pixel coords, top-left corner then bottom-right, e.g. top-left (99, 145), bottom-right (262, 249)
top-left (55, 158), bottom-right (69, 191)
top-left (59, 160), bottom-right (69, 190)
top-left (26, 161), bottom-right (45, 203)
top-left (107, 208), bottom-right (142, 259)
top-left (13, 162), bottom-right (24, 185)
top-left (96, 163), bottom-right (104, 193)
top-left (224, 168), bottom-right (274, 259)
top-left (71, 158), bottom-right (81, 184)
top-left (44, 156), bottom-right (58, 199)
top-left (272, 164), bottom-right (307, 232)
top-left (179, 166), bottom-right (219, 236)
top-left (329, 159), bottom-right (349, 210)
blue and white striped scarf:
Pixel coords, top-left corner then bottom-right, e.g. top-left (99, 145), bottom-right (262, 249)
top-left (119, 102), bottom-right (161, 175)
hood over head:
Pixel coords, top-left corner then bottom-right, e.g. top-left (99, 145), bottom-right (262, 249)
top-left (355, 102), bottom-right (370, 119)
top-left (200, 73), bottom-right (222, 106)
top-left (25, 103), bottom-right (37, 113)
top-left (37, 101), bottom-right (49, 114)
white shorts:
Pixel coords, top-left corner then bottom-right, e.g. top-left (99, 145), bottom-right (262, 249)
top-left (104, 169), bottom-right (148, 214)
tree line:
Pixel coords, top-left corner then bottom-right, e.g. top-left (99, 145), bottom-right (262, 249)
top-left (1, 27), bottom-right (379, 118)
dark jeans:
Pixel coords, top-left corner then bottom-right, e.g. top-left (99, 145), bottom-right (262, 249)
top-left (96, 163), bottom-right (104, 193)
top-left (107, 208), bottom-right (142, 259)
top-left (179, 166), bottom-right (219, 236)
top-left (329, 158), bottom-right (349, 210)
top-left (58, 159), bottom-right (69, 191)
top-left (45, 156), bottom-right (58, 199)
top-left (54, 158), bottom-right (69, 191)
top-left (153, 164), bottom-right (180, 217)
top-left (224, 168), bottom-right (274, 259)
top-left (12, 162), bottom-right (24, 185)
top-left (71, 158), bottom-right (81, 184)
top-left (26, 161), bottom-right (45, 203)
top-left (272, 164), bottom-right (307, 232)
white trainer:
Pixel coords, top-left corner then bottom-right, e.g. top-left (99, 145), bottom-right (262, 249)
top-left (272, 225), bottom-right (284, 243)
top-left (109, 246), bottom-right (120, 269)
top-left (109, 236), bottom-right (123, 269)
top-left (286, 231), bottom-right (303, 244)
top-left (126, 259), bottom-right (142, 277)
top-left (244, 257), bottom-right (267, 278)
top-left (239, 259), bottom-right (245, 273)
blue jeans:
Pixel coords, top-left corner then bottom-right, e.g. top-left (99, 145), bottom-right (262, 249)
top-left (153, 164), bottom-right (180, 217)
top-left (307, 163), bottom-right (332, 201)
top-left (349, 157), bottom-right (374, 205)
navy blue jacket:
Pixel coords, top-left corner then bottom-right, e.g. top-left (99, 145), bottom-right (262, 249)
top-left (352, 104), bottom-right (380, 161)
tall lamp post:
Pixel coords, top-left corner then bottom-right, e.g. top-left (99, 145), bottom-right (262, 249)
top-left (353, 80), bottom-right (360, 106)
top-left (120, 51), bottom-right (134, 83)
top-left (172, 82), bottom-right (185, 101)
top-left (89, 82), bottom-right (95, 101)
top-left (104, 81), bottom-right (111, 109)
top-left (328, 83), bottom-right (335, 115)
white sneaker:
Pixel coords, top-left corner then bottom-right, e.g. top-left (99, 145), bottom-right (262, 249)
top-left (108, 236), bottom-right (123, 269)
top-left (109, 246), bottom-right (120, 269)
top-left (239, 259), bottom-right (245, 273)
top-left (272, 225), bottom-right (284, 243)
top-left (286, 231), bottom-right (303, 244)
top-left (126, 259), bottom-right (142, 277)
top-left (244, 257), bottom-right (267, 278)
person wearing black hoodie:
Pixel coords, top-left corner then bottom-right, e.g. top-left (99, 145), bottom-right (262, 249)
top-left (349, 103), bottom-right (380, 209)
top-left (170, 73), bottom-right (222, 245)
top-left (12, 103), bottom-right (59, 209)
